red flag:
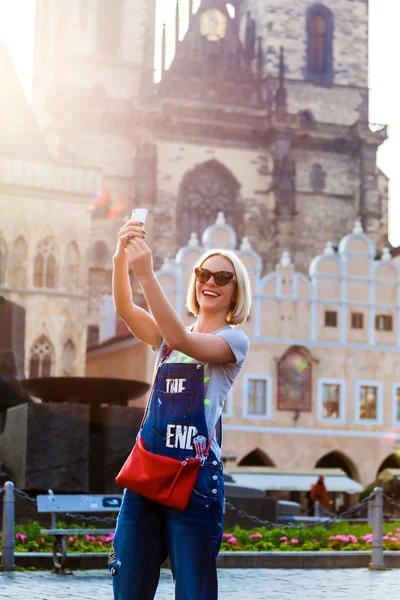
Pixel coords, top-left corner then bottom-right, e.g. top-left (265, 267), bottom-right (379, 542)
top-left (107, 200), bottom-right (124, 219)
top-left (89, 184), bottom-right (110, 207)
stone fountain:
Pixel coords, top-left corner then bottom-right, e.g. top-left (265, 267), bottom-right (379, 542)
top-left (0, 297), bottom-right (150, 495)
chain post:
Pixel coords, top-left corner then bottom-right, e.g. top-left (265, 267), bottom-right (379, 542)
top-left (47, 489), bottom-right (56, 529)
top-left (369, 488), bottom-right (386, 571)
top-left (1, 481), bottom-right (15, 572)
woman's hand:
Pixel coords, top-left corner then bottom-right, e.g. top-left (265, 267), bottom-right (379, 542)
top-left (125, 238), bottom-right (154, 283)
top-left (114, 220), bottom-right (146, 261)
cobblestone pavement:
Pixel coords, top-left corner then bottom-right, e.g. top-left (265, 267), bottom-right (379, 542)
top-left (1, 568), bottom-right (399, 599)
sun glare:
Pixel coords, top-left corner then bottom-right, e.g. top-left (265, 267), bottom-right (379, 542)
top-left (0, 0), bottom-right (399, 244)
top-left (0, 0), bottom-right (36, 102)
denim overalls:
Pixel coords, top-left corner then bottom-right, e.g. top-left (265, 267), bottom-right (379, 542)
top-left (109, 348), bottom-right (224, 600)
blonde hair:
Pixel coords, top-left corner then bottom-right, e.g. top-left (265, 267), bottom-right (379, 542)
top-left (186, 249), bottom-right (252, 326)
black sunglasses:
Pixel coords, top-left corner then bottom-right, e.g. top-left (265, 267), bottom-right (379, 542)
top-left (194, 267), bottom-right (236, 287)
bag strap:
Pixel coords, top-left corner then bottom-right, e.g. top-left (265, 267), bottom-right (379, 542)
top-left (139, 345), bottom-right (217, 462)
top-left (138, 345), bottom-right (171, 433)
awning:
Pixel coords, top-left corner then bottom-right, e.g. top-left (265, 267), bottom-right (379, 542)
top-left (227, 472), bottom-right (363, 494)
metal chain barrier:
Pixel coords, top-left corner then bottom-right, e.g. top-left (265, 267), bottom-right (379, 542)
top-left (13, 487), bottom-right (117, 524)
top-left (225, 493), bottom-right (374, 530)
top-left (382, 492), bottom-right (400, 513)
top-left (14, 487), bottom-right (38, 506)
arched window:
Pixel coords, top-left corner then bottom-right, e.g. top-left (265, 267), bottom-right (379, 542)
top-left (306, 5), bottom-right (333, 82)
top-left (238, 448), bottom-right (275, 467)
top-left (0, 237), bottom-right (7, 286)
top-left (66, 242), bottom-right (80, 291)
top-left (91, 241), bottom-right (110, 267)
top-left (315, 451), bottom-right (359, 481)
top-left (87, 325), bottom-right (100, 347)
top-left (277, 346), bottom-right (312, 412)
top-left (63, 339), bottom-right (76, 375)
top-left (177, 160), bottom-right (241, 247)
top-left (34, 237), bottom-right (58, 289)
top-left (29, 335), bottom-right (54, 378)
top-left (311, 164), bottom-right (326, 192)
top-left (12, 236), bottom-right (28, 288)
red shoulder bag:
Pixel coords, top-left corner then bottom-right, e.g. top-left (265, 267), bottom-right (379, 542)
top-left (115, 349), bottom-right (214, 511)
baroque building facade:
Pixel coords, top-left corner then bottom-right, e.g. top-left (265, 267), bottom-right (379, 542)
top-left (87, 216), bottom-right (400, 487)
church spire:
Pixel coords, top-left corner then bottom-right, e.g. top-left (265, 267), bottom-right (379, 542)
top-left (275, 46), bottom-right (288, 112)
top-left (161, 23), bottom-right (167, 74)
top-left (175, 0), bottom-right (180, 50)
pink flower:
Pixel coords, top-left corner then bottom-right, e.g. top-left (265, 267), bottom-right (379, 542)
top-left (290, 539), bottom-right (299, 544)
top-left (15, 533), bottom-right (27, 542)
top-left (250, 533), bottom-right (262, 539)
top-left (349, 535), bottom-right (358, 544)
top-left (68, 537), bottom-right (75, 542)
top-left (40, 538), bottom-right (45, 544)
top-left (222, 533), bottom-right (232, 539)
top-left (227, 537), bottom-right (237, 544)
top-left (85, 534), bottom-right (96, 542)
top-left (312, 539), bottom-right (317, 543)
top-left (390, 537), bottom-right (399, 542)
top-left (279, 536), bottom-right (288, 542)
top-left (98, 541), bottom-right (103, 548)
top-left (99, 534), bottom-right (114, 543)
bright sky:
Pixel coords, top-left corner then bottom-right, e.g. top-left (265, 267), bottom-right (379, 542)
top-left (0, 0), bottom-right (399, 245)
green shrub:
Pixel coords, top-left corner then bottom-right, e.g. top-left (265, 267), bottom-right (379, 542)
top-left (8, 519), bottom-right (400, 553)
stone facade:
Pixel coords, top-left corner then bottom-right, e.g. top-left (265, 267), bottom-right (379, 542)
top-left (0, 157), bottom-right (102, 377)
top-left (31, 1), bottom-right (389, 277)
top-left (87, 217), bottom-right (400, 487)
top-left (33, 0), bottom-right (157, 213)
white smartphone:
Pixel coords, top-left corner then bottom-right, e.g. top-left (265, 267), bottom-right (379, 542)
top-left (131, 208), bottom-right (148, 230)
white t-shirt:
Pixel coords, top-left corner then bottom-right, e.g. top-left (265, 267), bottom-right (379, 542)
top-left (154, 326), bottom-right (250, 459)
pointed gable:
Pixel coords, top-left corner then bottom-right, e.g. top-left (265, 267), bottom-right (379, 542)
top-left (0, 43), bottom-right (51, 162)
top-left (159, 0), bottom-right (259, 107)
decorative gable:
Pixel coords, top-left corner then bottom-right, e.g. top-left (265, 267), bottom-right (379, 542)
top-left (159, 0), bottom-right (260, 107)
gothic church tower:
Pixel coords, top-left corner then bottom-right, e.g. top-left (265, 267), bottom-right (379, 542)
top-left (32, 0), bottom-right (389, 275)
top-left (239, 0), bottom-right (388, 269)
top-left (32, 0), bottom-right (156, 214)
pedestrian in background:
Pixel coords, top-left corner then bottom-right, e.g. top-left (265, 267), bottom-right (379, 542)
top-left (311, 475), bottom-right (330, 517)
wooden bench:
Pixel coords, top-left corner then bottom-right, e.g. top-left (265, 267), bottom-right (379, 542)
top-left (37, 491), bottom-right (122, 570)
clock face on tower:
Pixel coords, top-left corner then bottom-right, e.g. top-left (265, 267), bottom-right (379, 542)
top-left (200, 8), bottom-right (227, 42)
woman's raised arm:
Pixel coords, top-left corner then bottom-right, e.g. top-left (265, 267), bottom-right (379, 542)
top-left (112, 221), bottom-right (160, 349)
top-left (124, 238), bottom-right (236, 364)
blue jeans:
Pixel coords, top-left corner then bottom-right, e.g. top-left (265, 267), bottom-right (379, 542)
top-left (109, 461), bottom-right (224, 600)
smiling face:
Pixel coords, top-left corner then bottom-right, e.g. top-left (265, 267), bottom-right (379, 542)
top-left (195, 254), bottom-right (237, 320)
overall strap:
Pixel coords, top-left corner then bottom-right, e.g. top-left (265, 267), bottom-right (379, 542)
top-left (138, 345), bottom-right (171, 432)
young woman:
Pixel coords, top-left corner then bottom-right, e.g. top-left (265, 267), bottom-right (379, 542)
top-left (109, 218), bottom-right (251, 599)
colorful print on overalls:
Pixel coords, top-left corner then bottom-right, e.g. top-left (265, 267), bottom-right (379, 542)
top-left (142, 349), bottom-right (211, 461)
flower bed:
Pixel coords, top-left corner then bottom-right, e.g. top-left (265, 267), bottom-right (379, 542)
top-left (2, 521), bottom-right (400, 553)
top-left (221, 522), bottom-right (400, 552)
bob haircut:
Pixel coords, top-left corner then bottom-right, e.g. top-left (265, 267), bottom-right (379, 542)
top-left (186, 249), bottom-right (252, 326)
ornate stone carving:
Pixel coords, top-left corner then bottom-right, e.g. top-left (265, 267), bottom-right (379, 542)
top-left (178, 162), bottom-right (239, 247)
